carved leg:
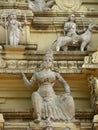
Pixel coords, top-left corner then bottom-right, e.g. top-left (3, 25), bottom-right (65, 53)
top-left (31, 92), bottom-right (43, 122)
top-left (62, 46), bottom-right (68, 51)
top-left (80, 42), bottom-right (87, 51)
top-left (56, 44), bottom-right (60, 51)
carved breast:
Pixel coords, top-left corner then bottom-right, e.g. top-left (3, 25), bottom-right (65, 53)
top-left (36, 71), bottom-right (56, 84)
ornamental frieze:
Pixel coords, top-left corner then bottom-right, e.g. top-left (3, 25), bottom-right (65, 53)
top-left (0, 59), bottom-right (83, 73)
top-left (83, 50), bottom-right (98, 69)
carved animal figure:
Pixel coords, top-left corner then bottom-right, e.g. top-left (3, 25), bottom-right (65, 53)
top-left (79, 23), bottom-right (97, 51)
top-left (56, 23), bottom-right (97, 51)
top-left (1, 10), bottom-right (24, 46)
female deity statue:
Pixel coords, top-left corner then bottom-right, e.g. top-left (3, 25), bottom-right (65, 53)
top-left (1, 10), bottom-right (24, 46)
top-left (22, 49), bottom-right (75, 122)
top-left (64, 14), bottom-right (80, 44)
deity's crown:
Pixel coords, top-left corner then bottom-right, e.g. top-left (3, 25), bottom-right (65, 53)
top-left (44, 49), bottom-right (54, 61)
top-left (9, 9), bottom-right (16, 16)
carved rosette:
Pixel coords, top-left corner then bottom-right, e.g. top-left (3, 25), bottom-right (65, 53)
top-left (6, 60), bottom-right (17, 69)
top-left (28, 61), bottom-right (38, 69)
top-left (17, 60), bottom-right (28, 69)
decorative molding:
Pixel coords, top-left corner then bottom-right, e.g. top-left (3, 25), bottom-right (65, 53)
top-left (0, 108), bottom-right (93, 120)
top-left (29, 121), bottom-right (81, 130)
top-left (0, 50), bottom-right (87, 74)
top-left (82, 50), bottom-right (98, 69)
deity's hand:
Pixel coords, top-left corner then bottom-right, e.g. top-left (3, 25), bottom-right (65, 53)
top-left (21, 72), bottom-right (26, 78)
top-left (21, 72), bottom-right (31, 88)
top-left (65, 92), bottom-right (70, 96)
top-left (61, 93), bottom-right (70, 101)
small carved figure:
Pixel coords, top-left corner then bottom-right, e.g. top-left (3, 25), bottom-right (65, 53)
top-left (55, 14), bottom-right (97, 51)
top-left (22, 49), bottom-right (75, 122)
top-left (1, 10), bottom-right (24, 46)
top-left (56, 14), bottom-right (80, 51)
top-left (27, 0), bottom-right (55, 11)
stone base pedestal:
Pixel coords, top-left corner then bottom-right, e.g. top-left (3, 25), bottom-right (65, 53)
top-left (4, 45), bottom-right (25, 59)
top-left (4, 45), bottom-right (25, 52)
top-left (30, 120), bottom-right (81, 130)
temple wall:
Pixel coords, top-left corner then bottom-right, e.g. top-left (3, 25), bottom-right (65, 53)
top-left (0, 0), bottom-right (97, 130)
top-left (0, 74), bottom-right (90, 110)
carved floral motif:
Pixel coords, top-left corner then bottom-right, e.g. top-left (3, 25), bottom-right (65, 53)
top-left (52, 0), bottom-right (87, 12)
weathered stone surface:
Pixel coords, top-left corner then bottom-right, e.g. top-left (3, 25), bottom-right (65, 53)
top-left (30, 121), bottom-right (81, 130)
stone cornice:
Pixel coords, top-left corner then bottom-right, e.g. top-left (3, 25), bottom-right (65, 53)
top-left (32, 12), bottom-right (98, 33)
top-left (0, 48), bottom-right (89, 74)
top-left (0, 109), bottom-right (93, 120)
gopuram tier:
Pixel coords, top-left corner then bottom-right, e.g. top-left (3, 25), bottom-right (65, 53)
top-left (0, 0), bottom-right (98, 130)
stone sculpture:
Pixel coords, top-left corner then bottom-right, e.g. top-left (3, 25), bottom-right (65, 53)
top-left (55, 14), bottom-right (97, 51)
top-left (79, 23), bottom-right (97, 51)
top-left (52, 0), bottom-right (87, 12)
top-left (1, 10), bottom-right (24, 46)
top-left (22, 49), bottom-right (75, 122)
top-left (56, 14), bottom-right (80, 51)
top-left (27, 0), bottom-right (54, 11)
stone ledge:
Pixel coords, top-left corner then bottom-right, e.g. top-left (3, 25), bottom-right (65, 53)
top-left (4, 121), bottom-right (81, 130)
top-left (0, 109), bottom-right (93, 120)
top-left (30, 121), bottom-right (80, 130)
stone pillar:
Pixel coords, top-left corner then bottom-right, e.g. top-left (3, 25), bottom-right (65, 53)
top-left (0, 114), bottom-right (4, 130)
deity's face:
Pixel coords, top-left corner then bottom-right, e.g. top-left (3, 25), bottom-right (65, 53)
top-left (10, 13), bottom-right (17, 20)
top-left (69, 14), bottom-right (75, 22)
top-left (43, 56), bottom-right (53, 69)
